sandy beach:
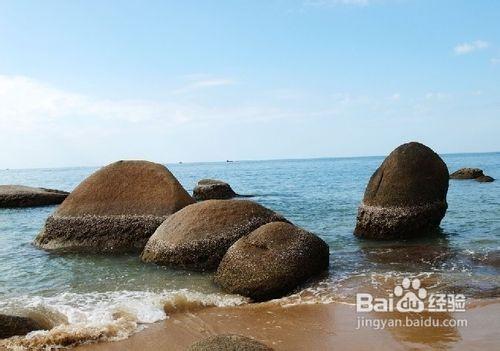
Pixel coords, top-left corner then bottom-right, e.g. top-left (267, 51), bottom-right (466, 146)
top-left (72, 299), bottom-right (500, 351)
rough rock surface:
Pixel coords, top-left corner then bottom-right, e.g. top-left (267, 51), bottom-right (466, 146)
top-left (450, 168), bottom-right (484, 179)
top-left (215, 222), bottom-right (329, 301)
top-left (34, 160), bottom-right (194, 253)
top-left (354, 142), bottom-right (449, 240)
top-left (0, 314), bottom-right (42, 339)
top-left (141, 200), bottom-right (288, 271)
top-left (186, 334), bottom-right (273, 351)
top-left (193, 179), bottom-right (238, 201)
top-left (0, 185), bottom-right (68, 208)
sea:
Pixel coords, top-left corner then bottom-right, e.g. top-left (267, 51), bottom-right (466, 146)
top-left (0, 153), bottom-right (499, 349)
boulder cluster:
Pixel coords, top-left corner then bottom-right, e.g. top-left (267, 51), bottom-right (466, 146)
top-left (29, 160), bottom-right (329, 306)
top-left (141, 199), bottom-right (289, 271)
top-left (450, 168), bottom-right (495, 182)
top-left (4, 141), bottom-right (468, 339)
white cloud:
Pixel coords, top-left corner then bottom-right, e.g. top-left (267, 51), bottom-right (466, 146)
top-left (173, 75), bottom-right (234, 94)
top-left (2, 73), bottom-right (495, 168)
top-left (0, 74), bottom-right (316, 167)
top-left (0, 74), bottom-right (312, 139)
top-left (425, 92), bottom-right (451, 100)
top-left (0, 75), bottom-right (194, 132)
top-left (491, 58), bottom-right (500, 65)
top-left (454, 40), bottom-right (489, 55)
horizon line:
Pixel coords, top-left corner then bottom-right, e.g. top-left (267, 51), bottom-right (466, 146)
top-left (2, 150), bottom-right (499, 172)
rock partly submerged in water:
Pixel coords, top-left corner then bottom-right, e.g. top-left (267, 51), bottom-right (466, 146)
top-left (354, 142), bottom-right (449, 240)
top-left (186, 334), bottom-right (273, 351)
top-left (449, 168), bottom-right (495, 183)
top-left (0, 185), bottom-right (68, 208)
top-left (193, 179), bottom-right (239, 201)
top-left (362, 245), bottom-right (455, 266)
top-left (450, 168), bottom-right (484, 179)
top-left (475, 175), bottom-right (495, 183)
top-left (0, 314), bottom-right (42, 339)
top-left (215, 222), bottom-right (329, 301)
top-left (34, 160), bottom-right (194, 253)
top-left (141, 200), bottom-right (288, 271)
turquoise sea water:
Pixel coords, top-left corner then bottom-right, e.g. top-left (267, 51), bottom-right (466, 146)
top-left (0, 153), bottom-right (499, 347)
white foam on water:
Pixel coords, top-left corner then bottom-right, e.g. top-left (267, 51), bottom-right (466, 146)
top-left (0, 289), bottom-right (249, 350)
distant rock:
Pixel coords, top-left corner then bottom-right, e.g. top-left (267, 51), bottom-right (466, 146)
top-left (0, 314), bottom-right (42, 339)
top-left (449, 168), bottom-right (495, 183)
top-left (215, 222), bottom-right (329, 301)
top-left (450, 168), bottom-right (484, 179)
top-left (34, 160), bottom-right (194, 253)
top-left (193, 179), bottom-right (238, 201)
top-left (475, 175), bottom-right (495, 183)
top-left (0, 185), bottom-right (68, 208)
top-left (141, 200), bottom-right (288, 271)
top-left (354, 142), bottom-right (449, 240)
top-left (187, 334), bottom-right (273, 351)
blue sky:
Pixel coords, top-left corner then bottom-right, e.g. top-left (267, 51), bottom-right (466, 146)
top-left (0, 0), bottom-right (499, 168)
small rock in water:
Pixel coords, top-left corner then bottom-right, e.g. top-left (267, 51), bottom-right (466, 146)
top-left (193, 179), bottom-right (238, 201)
top-left (450, 168), bottom-right (484, 179)
top-left (475, 175), bottom-right (495, 183)
top-left (0, 185), bottom-right (68, 208)
top-left (186, 334), bottom-right (273, 351)
top-left (354, 142), bottom-right (449, 240)
top-left (0, 314), bottom-right (42, 339)
top-left (362, 245), bottom-right (455, 266)
top-left (215, 222), bottom-right (329, 301)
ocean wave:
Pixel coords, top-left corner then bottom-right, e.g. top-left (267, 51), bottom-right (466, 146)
top-left (0, 289), bottom-right (249, 350)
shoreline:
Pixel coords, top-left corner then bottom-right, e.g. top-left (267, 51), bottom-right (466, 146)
top-left (72, 298), bottom-right (500, 351)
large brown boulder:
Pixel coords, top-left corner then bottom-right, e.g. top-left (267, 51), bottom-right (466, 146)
top-left (193, 179), bottom-right (238, 201)
top-left (141, 200), bottom-right (288, 271)
top-left (354, 142), bottom-right (449, 240)
top-left (215, 222), bottom-right (329, 301)
top-left (450, 168), bottom-right (484, 179)
top-left (186, 334), bottom-right (273, 351)
top-left (34, 160), bottom-right (194, 253)
top-left (0, 185), bottom-right (68, 208)
top-left (0, 314), bottom-right (42, 339)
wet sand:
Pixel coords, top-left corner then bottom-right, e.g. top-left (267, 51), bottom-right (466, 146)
top-left (75, 299), bottom-right (500, 351)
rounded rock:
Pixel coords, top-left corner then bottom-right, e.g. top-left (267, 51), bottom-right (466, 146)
top-left (354, 142), bottom-right (449, 240)
top-left (215, 222), bottom-right (329, 301)
top-left (193, 179), bottom-right (238, 201)
top-left (186, 334), bottom-right (273, 351)
top-left (141, 200), bottom-right (288, 271)
top-left (450, 168), bottom-right (484, 179)
top-left (34, 160), bottom-right (194, 253)
top-left (0, 314), bottom-right (42, 339)
top-left (0, 185), bottom-right (68, 208)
